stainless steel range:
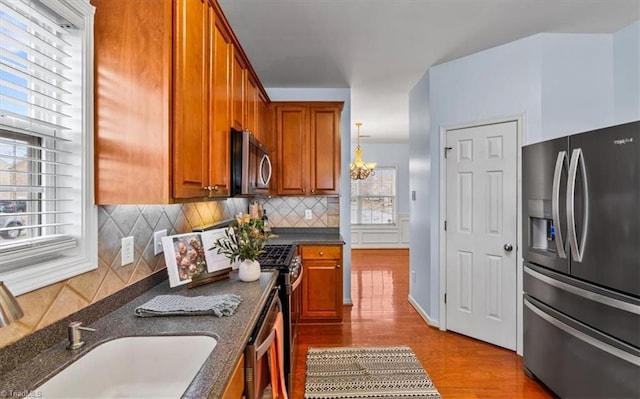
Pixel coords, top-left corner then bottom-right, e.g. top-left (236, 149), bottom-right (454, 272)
top-left (256, 244), bottom-right (302, 396)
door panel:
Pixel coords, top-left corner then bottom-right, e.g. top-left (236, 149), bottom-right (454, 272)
top-left (276, 106), bottom-right (307, 195)
top-left (522, 137), bottom-right (570, 273)
top-left (524, 296), bottom-right (640, 399)
top-left (231, 46), bottom-right (245, 131)
top-left (173, 0), bottom-right (209, 198)
top-left (208, 12), bottom-right (231, 196)
top-left (310, 106), bottom-right (340, 194)
top-left (569, 121), bottom-right (640, 297)
top-left (446, 121), bottom-right (518, 350)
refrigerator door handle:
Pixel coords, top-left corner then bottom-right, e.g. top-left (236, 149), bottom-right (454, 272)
top-left (552, 151), bottom-right (567, 259)
top-left (567, 148), bottom-right (589, 263)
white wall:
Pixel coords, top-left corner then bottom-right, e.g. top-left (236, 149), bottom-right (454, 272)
top-left (614, 21), bottom-right (640, 123)
top-left (408, 71), bottom-right (435, 324)
top-left (266, 88), bottom-right (353, 304)
top-left (540, 34), bottom-right (614, 139)
top-left (413, 34), bottom-right (543, 324)
top-left (408, 22), bottom-right (639, 346)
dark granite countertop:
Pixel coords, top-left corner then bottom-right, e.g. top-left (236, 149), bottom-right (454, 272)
top-left (0, 271), bottom-right (278, 399)
top-left (267, 227), bottom-right (345, 246)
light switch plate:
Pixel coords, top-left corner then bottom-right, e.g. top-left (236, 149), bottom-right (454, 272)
top-left (121, 236), bottom-right (134, 266)
top-left (304, 209), bottom-right (312, 220)
top-left (154, 229), bottom-right (167, 255)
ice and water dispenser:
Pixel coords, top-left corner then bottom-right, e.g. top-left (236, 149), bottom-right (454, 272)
top-left (528, 199), bottom-right (556, 253)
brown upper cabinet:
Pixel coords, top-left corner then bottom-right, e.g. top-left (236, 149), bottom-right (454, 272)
top-left (93, 0), bottom-right (269, 204)
top-left (231, 47), bottom-right (246, 132)
top-left (274, 102), bottom-right (343, 196)
top-left (245, 74), bottom-right (258, 136)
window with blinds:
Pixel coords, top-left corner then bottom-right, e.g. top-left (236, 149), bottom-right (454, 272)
top-left (0, 0), bottom-right (96, 285)
top-left (351, 166), bottom-right (397, 225)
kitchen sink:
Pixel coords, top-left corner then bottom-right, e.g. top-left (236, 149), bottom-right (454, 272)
top-left (36, 335), bottom-right (217, 398)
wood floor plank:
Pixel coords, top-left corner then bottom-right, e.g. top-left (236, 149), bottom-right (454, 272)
top-left (292, 249), bottom-right (553, 399)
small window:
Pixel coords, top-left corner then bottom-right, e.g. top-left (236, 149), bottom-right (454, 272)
top-left (0, 0), bottom-right (96, 294)
top-left (351, 166), bottom-right (397, 225)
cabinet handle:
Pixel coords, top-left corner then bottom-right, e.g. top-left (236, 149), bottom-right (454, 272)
top-left (212, 185), bottom-right (218, 192)
top-left (319, 251), bottom-right (324, 256)
top-left (336, 264), bottom-right (341, 269)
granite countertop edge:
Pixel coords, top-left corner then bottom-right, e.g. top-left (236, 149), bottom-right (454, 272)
top-left (0, 271), bottom-right (278, 399)
top-left (268, 227), bottom-right (345, 246)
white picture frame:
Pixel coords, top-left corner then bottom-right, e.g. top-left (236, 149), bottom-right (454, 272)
top-left (161, 233), bottom-right (208, 287)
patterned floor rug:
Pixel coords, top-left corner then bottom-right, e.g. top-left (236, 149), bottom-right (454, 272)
top-left (304, 346), bottom-right (442, 399)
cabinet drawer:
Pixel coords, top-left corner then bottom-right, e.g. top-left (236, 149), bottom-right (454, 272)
top-left (301, 245), bottom-right (341, 260)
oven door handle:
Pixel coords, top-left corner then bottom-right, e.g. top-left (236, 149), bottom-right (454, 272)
top-left (255, 322), bottom-right (277, 358)
top-left (291, 263), bottom-right (303, 292)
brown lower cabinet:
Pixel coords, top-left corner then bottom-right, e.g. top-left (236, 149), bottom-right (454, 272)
top-left (221, 353), bottom-right (245, 399)
top-left (300, 245), bottom-right (344, 322)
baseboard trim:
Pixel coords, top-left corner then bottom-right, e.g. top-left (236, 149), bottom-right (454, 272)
top-left (343, 297), bottom-right (353, 305)
top-left (408, 294), bottom-right (439, 328)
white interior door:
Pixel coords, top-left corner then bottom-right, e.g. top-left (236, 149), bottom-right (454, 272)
top-left (445, 121), bottom-right (518, 350)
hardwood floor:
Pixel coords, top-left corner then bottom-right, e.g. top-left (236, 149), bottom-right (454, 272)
top-left (292, 249), bottom-right (553, 399)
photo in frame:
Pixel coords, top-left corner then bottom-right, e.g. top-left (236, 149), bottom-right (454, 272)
top-left (161, 229), bottom-right (234, 287)
top-left (162, 233), bottom-right (207, 287)
top-left (200, 227), bottom-right (237, 271)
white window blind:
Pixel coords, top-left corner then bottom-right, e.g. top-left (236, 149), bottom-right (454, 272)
top-left (0, 0), bottom-right (81, 272)
top-left (351, 166), bottom-right (397, 225)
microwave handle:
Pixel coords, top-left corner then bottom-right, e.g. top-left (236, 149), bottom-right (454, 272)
top-left (259, 154), bottom-right (273, 187)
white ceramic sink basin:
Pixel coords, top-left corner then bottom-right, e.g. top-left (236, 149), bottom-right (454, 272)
top-left (36, 335), bottom-right (217, 398)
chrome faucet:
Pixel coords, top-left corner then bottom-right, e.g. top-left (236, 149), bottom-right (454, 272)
top-left (67, 321), bottom-right (96, 350)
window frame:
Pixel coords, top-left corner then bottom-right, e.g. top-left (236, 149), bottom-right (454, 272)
top-left (0, 0), bottom-right (97, 295)
top-left (350, 165), bottom-right (398, 226)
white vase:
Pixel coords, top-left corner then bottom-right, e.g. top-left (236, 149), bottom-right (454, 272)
top-left (238, 259), bottom-right (261, 282)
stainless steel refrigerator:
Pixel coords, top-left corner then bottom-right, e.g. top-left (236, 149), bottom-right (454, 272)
top-left (522, 120), bottom-right (640, 398)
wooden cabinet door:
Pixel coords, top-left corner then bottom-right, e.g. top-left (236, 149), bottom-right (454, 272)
top-left (208, 12), bottom-right (232, 197)
top-left (276, 106), bottom-right (308, 195)
top-left (221, 353), bottom-right (245, 399)
top-left (173, 0), bottom-right (209, 199)
top-left (300, 245), bottom-right (343, 322)
top-left (231, 46), bottom-right (246, 131)
top-left (93, 0), bottom-right (173, 204)
top-left (245, 74), bottom-right (259, 139)
top-left (258, 93), bottom-right (270, 145)
top-left (309, 106), bottom-right (340, 195)
top-left (301, 259), bottom-right (343, 321)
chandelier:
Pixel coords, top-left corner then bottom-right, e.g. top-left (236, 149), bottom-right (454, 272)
top-left (349, 122), bottom-right (376, 180)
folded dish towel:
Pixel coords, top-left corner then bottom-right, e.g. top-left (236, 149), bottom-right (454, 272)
top-left (134, 294), bottom-right (242, 317)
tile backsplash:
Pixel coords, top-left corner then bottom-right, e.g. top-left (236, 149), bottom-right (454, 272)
top-left (0, 196), bottom-right (339, 349)
top-left (0, 199), bottom-right (247, 349)
top-left (259, 196), bottom-right (339, 227)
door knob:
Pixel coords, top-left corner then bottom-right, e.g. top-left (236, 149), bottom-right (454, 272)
top-left (504, 244), bottom-right (513, 252)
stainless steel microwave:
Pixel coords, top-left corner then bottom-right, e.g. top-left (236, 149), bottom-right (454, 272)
top-left (231, 128), bottom-right (272, 196)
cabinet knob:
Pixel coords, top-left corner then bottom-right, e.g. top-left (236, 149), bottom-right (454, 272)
top-left (212, 185), bottom-right (218, 192)
top-left (203, 186), bottom-right (211, 191)
top-left (311, 189), bottom-right (315, 194)
top-left (336, 264), bottom-right (341, 269)
top-left (301, 188), bottom-right (305, 193)
top-left (319, 251), bottom-right (324, 256)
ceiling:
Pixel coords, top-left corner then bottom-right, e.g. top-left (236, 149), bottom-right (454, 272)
top-left (218, 0), bottom-right (639, 142)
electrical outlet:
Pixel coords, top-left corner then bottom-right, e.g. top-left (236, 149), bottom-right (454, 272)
top-left (121, 236), bottom-right (134, 266)
top-left (154, 229), bottom-right (167, 255)
top-left (304, 209), bottom-right (312, 220)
